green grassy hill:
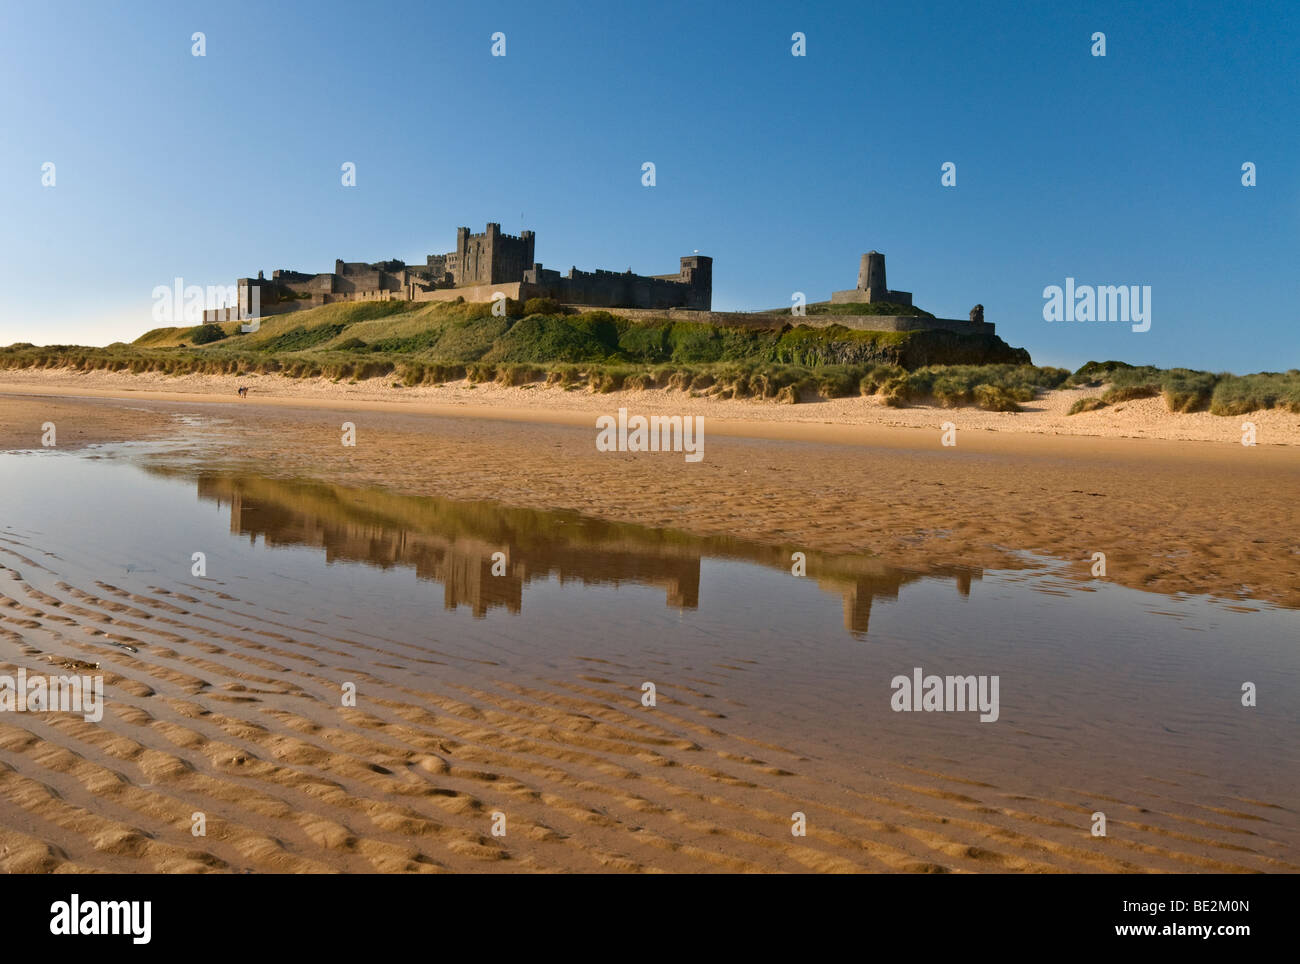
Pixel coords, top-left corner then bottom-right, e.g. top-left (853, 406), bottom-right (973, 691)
top-left (127, 298), bottom-right (1027, 369)
top-left (11, 298), bottom-right (1295, 413)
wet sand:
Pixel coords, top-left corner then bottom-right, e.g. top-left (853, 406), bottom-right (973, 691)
top-left (0, 392), bottom-right (177, 450)
top-left (4, 388), bottom-right (1293, 608)
top-left (0, 388), bottom-right (1297, 873)
top-left (4, 548), bottom-right (1291, 874)
top-left (2, 462), bottom-right (1295, 874)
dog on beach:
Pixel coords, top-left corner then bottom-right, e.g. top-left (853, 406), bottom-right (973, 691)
top-left (237, 386), bottom-right (249, 398)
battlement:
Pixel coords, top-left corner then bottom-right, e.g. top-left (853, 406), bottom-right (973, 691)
top-left (204, 223), bottom-right (711, 322)
top-left (202, 233), bottom-right (990, 337)
top-left (462, 223), bottom-right (533, 243)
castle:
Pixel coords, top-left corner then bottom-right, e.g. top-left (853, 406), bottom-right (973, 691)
top-left (203, 223), bottom-right (711, 323)
top-left (597, 250), bottom-right (995, 336)
top-left (201, 231), bottom-right (995, 338)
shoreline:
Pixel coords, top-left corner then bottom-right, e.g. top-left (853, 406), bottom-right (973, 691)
top-left (3, 368), bottom-right (1300, 454)
top-left (3, 386), bottom-right (1297, 610)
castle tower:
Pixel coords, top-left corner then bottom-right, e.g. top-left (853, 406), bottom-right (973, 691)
top-left (452, 228), bottom-right (469, 285)
top-left (521, 230), bottom-right (536, 273)
top-left (858, 251), bottom-right (887, 301)
top-left (484, 223), bottom-right (500, 284)
top-left (679, 255), bottom-right (713, 310)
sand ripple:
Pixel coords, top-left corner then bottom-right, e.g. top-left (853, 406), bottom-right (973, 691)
top-left (0, 537), bottom-right (1294, 874)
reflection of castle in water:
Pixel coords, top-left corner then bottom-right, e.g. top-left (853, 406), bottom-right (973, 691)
top-left (192, 472), bottom-right (980, 637)
top-left (832, 567), bottom-right (975, 636)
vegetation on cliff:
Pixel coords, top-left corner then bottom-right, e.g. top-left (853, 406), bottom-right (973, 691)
top-left (129, 298), bottom-right (1028, 368)
top-left (1063, 360), bottom-right (1300, 416)
top-left (5, 300), bottom-right (1296, 413)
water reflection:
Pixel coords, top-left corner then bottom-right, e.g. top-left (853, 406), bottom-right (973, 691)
top-left (180, 469), bottom-right (981, 637)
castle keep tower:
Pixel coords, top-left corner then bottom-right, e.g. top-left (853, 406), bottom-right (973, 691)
top-left (857, 251), bottom-right (888, 301)
top-left (832, 250), bottom-right (912, 306)
top-left (678, 255), bottom-right (712, 309)
top-left (452, 223), bottom-right (536, 286)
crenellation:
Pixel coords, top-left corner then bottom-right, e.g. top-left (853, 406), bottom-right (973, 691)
top-left (204, 222), bottom-right (711, 321)
top-left (201, 232), bottom-right (985, 337)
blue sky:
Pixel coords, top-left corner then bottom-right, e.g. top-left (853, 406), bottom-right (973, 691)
top-left (1, 0), bottom-right (1296, 372)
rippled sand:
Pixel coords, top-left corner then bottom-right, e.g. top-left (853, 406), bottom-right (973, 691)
top-left (0, 390), bottom-right (1296, 873)
top-left (1, 536), bottom-right (1294, 873)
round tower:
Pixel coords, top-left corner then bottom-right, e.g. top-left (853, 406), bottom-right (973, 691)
top-left (857, 251), bottom-right (887, 300)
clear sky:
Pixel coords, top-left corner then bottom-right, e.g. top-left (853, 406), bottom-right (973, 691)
top-left (2, 0), bottom-right (1296, 372)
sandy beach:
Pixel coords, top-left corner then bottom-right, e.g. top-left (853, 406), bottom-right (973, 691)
top-left (1, 376), bottom-right (1298, 874)
top-left (5, 526), bottom-right (1291, 874)
top-left (3, 372), bottom-right (1297, 608)
top-left (3, 365), bottom-right (1300, 445)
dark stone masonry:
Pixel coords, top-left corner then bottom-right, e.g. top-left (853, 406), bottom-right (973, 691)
top-left (203, 223), bottom-right (711, 322)
top-left (831, 250), bottom-right (914, 306)
top-left (202, 230), bottom-right (992, 336)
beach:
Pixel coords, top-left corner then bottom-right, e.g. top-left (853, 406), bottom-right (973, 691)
top-left (0, 376), bottom-right (1297, 873)
top-left (3, 372), bottom-right (1298, 607)
top-left (3, 365), bottom-right (1300, 445)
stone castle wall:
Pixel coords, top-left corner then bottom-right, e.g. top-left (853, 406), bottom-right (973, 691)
top-left (521, 256), bottom-right (710, 311)
top-left (830, 288), bottom-right (914, 306)
top-left (574, 306), bottom-right (995, 335)
top-left (202, 223), bottom-right (707, 324)
top-left (198, 235), bottom-right (991, 337)
top-left (413, 281), bottom-right (527, 304)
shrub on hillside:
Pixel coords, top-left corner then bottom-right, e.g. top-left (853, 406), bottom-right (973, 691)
top-left (617, 321), bottom-right (672, 362)
top-left (1102, 384), bottom-right (1160, 403)
top-left (488, 315), bottom-right (614, 363)
top-left (881, 376), bottom-right (911, 407)
top-left (858, 364), bottom-right (905, 396)
top-left (590, 369), bottom-right (632, 393)
top-left (973, 384), bottom-right (1022, 412)
top-left (523, 297), bottom-right (563, 316)
top-left (1068, 396), bottom-right (1108, 415)
top-left (931, 374), bottom-right (974, 407)
top-left (190, 324), bottom-right (227, 345)
top-left (1067, 360), bottom-right (1135, 387)
top-left (256, 323), bottom-right (347, 352)
top-left (495, 363), bottom-right (544, 387)
top-left (1161, 370), bottom-right (1216, 412)
top-left (815, 367), bottom-right (859, 398)
top-left (1209, 372), bottom-right (1300, 415)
